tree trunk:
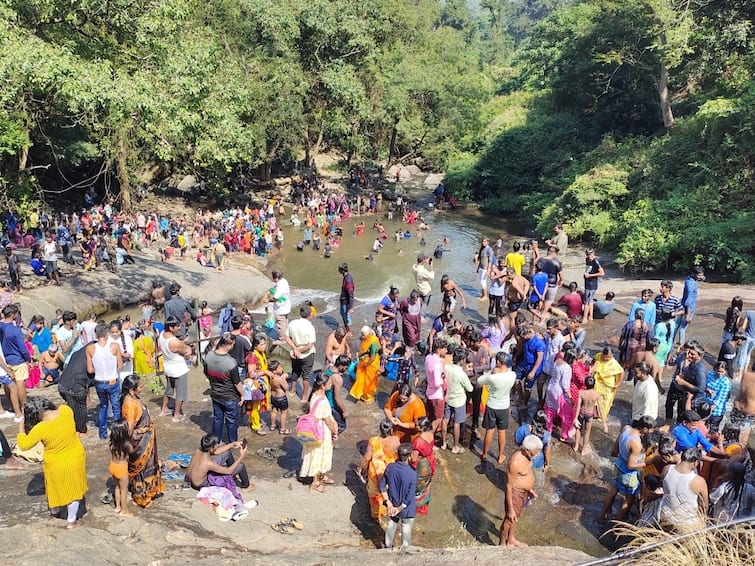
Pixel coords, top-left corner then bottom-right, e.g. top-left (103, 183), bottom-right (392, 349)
top-left (18, 144), bottom-right (28, 172)
top-left (303, 128), bottom-right (311, 169)
top-left (261, 161), bottom-right (272, 181)
top-left (116, 132), bottom-right (132, 211)
top-left (387, 122), bottom-right (398, 166)
top-left (657, 62), bottom-right (674, 129)
top-left (311, 119), bottom-right (324, 157)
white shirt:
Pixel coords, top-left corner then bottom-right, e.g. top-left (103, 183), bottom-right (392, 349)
top-left (272, 278), bottom-right (291, 316)
top-left (632, 378), bottom-right (659, 421)
top-left (43, 241), bottom-right (58, 262)
top-left (412, 263), bottom-right (435, 296)
top-left (286, 318), bottom-right (316, 359)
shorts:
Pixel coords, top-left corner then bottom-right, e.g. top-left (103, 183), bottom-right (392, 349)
top-left (614, 467), bottom-right (641, 496)
top-left (45, 260), bottom-right (58, 274)
top-left (427, 398), bottom-right (445, 422)
top-left (0, 374), bottom-right (13, 386)
top-left (164, 372), bottom-right (189, 402)
top-left (43, 367), bottom-right (61, 382)
top-left (340, 303), bottom-right (352, 327)
top-left (729, 406), bottom-right (754, 430)
top-left (584, 288), bottom-right (597, 304)
top-left (480, 272), bottom-right (488, 288)
top-left (508, 300), bottom-right (523, 313)
top-left (578, 411), bottom-right (595, 426)
top-left (482, 407), bottom-right (510, 430)
top-left (515, 365), bottom-right (538, 390)
top-left (109, 460), bottom-right (129, 480)
top-left (444, 403), bottom-right (467, 425)
top-left (545, 285), bottom-right (558, 302)
top-left (10, 363), bottom-right (29, 382)
top-left (271, 395), bottom-right (289, 411)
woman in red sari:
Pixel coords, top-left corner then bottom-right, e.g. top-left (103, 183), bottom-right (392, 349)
top-left (411, 416), bottom-right (437, 514)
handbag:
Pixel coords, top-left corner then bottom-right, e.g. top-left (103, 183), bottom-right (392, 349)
top-left (296, 397), bottom-right (325, 445)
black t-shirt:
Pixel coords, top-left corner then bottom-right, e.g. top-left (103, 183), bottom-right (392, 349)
top-left (229, 333), bottom-right (252, 367)
top-left (537, 258), bottom-right (562, 286)
top-left (584, 258), bottom-right (602, 291)
top-left (204, 350), bottom-right (241, 402)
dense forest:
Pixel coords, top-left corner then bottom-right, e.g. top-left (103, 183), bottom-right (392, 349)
top-left (1, 1), bottom-right (753, 279)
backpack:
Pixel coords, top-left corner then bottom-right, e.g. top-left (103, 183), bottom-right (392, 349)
top-left (296, 397), bottom-right (326, 445)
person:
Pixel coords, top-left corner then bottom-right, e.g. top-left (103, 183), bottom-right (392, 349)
top-left (204, 333), bottom-right (243, 443)
top-left (552, 281), bottom-right (583, 320)
top-left (86, 322), bottom-right (123, 439)
top-left (162, 283), bottom-right (195, 340)
top-left (108, 319), bottom-right (134, 381)
top-left (357, 418), bottom-right (400, 520)
top-left (0, 304), bottom-right (32, 407)
top-left (324, 326), bottom-right (351, 365)
top-left (398, 290), bottom-right (423, 350)
top-left (120, 375), bottom-right (165, 508)
top-left (593, 291), bottom-right (617, 320)
top-left (0, 341), bottom-right (23, 422)
top-left (5, 245), bottom-right (21, 294)
top-left (619, 309), bottom-right (650, 369)
top-left (265, 271), bottom-right (291, 339)
top-left (440, 347), bottom-right (473, 453)
top-left (31, 316), bottom-right (53, 355)
top-left (654, 311), bottom-right (676, 374)
top-left (426, 311), bottom-right (451, 352)
top-left (440, 273), bottom-right (466, 315)
top-left (423, 338), bottom-right (447, 437)
top-left (245, 334), bottom-right (271, 436)
top-left (655, 280), bottom-right (684, 343)
top-left (599, 416), bottom-right (655, 522)
top-left (465, 330), bottom-right (490, 444)
top-left (42, 233), bottom-right (61, 286)
top-left (660, 447), bottom-right (708, 532)
top-left (158, 316), bottom-right (193, 422)
top-left (380, 443), bottom-right (417, 551)
top-left (718, 332), bottom-right (745, 379)
top-left (499, 435), bottom-right (542, 547)
top-left (108, 420), bottom-right (134, 516)
top-left (671, 410), bottom-right (727, 459)
top-left (514, 411), bottom-right (552, 472)
top-left (736, 309), bottom-right (755, 380)
top-left (284, 306), bottom-right (317, 400)
top-left (628, 289), bottom-right (657, 328)
top-left (338, 263), bottom-right (355, 335)
top-left (722, 296), bottom-right (746, 343)
top-left (708, 461), bottom-right (755, 521)
top-left (528, 261), bottom-right (548, 321)
top-left (504, 268), bottom-right (530, 332)
top-left (504, 241), bottom-right (526, 276)
top-left (300, 372), bottom-right (338, 493)
top-left (132, 323), bottom-right (157, 382)
top-left (573, 377), bottom-right (607, 455)
top-left (582, 249), bottom-right (604, 321)
top-left (267, 360), bottom-right (290, 434)
top-left (474, 238), bottom-right (494, 302)
top-left (384, 383), bottom-right (426, 444)
top-left (536, 247), bottom-right (563, 320)
top-left (705, 361), bottom-right (732, 432)
top-left (16, 398), bottom-right (87, 528)
top-left (186, 434), bottom-right (257, 520)
top-left (514, 326), bottom-right (545, 423)
top-left (57, 345), bottom-right (91, 435)
top-left (545, 223), bottom-right (568, 259)
top-left (350, 326), bottom-right (381, 404)
top-left (478, 352), bottom-right (517, 468)
top-left (410, 416), bottom-right (436, 515)
top-left (377, 286), bottom-right (400, 352)
top-left (40, 344), bottom-right (65, 386)
top-left (678, 266), bottom-right (705, 346)
top-left (673, 342), bottom-right (709, 412)
top-left (632, 361), bottom-right (659, 423)
top-left (544, 348), bottom-right (575, 442)
top-left (730, 370), bottom-right (755, 445)
top-left (593, 347), bottom-right (624, 423)
top-left (323, 355), bottom-right (350, 433)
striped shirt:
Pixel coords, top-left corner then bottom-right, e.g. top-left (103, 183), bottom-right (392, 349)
top-left (654, 294), bottom-right (682, 317)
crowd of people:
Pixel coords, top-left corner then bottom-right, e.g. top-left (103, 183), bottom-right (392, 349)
top-left (1, 180), bottom-right (755, 550)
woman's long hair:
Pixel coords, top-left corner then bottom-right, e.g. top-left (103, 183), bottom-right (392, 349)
top-left (120, 374), bottom-right (141, 406)
top-left (109, 420), bottom-right (132, 460)
top-left (724, 296), bottom-right (744, 334)
top-left (23, 397), bottom-right (57, 434)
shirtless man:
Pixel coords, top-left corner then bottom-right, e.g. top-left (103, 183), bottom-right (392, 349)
top-left (150, 280), bottom-right (171, 317)
top-left (39, 344), bottom-right (65, 385)
top-left (268, 360), bottom-right (290, 434)
top-left (730, 370), bottom-right (755, 445)
top-left (505, 268), bottom-right (530, 333)
top-left (573, 376), bottom-right (607, 455)
top-left (324, 327), bottom-right (351, 365)
top-left (186, 434), bottom-right (257, 519)
top-left (635, 338), bottom-right (665, 394)
top-left (499, 434), bottom-right (542, 547)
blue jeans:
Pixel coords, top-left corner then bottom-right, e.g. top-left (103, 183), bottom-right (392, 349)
top-left (212, 398), bottom-right (240, 443)
top-left (95, 381), bottom-right (121, 439)
top-left (737, 337), bottom-right (755, 373)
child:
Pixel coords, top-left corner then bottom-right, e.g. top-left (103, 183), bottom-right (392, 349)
top-left (268, 360), bottom-right (290, 434)
top-left (198, 301), bottom-right (214, 339)
top-left (573, 376), bottom-right (607, 455)
top-left (109, 421), bottom-right (134, 516)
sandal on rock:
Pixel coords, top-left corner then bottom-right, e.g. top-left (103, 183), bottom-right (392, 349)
top-left (271, 521), bottom-right (293, 534)
top-left (255, 428), bottom-right (268, 436)
top-left (310, 482), bottom-right (326, 493)
top-left (278, 428), bottom-right (292, 435)
top-left (320, 475), bottom-right (336, 485)
top-left (451, 446), bottom-right (465, 455)
top-left (281, 517), bottom-right (304, 530)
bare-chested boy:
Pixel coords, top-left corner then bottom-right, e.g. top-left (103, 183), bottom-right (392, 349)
top-left (268, 360), bottom-right (290, 434)
top-left (573, 376), bottom-right (608, 455)
top-left (40, 344), bottom-right (65, 385)
top-left (499, 434), bottom-right (542, 548)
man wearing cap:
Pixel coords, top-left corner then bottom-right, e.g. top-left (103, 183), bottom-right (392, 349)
top-left (677, 266), bottom-right (705, 346)
top-left (412, 253), bottom-right (434, 314)
top-left (338, 263), bottom-right (355, 336)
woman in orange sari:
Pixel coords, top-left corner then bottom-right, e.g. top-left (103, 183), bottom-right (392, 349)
top-left (350, 326), bottom-right (381, 403)
top-left (121, 375), bottom-right (165, 508)
top-left (357, 419), bottom-right (399, 519)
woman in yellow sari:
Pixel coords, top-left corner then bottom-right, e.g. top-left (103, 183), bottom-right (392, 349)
top-left (593, 347), bottom-right (624, 421)
top-left (245, 335), bottom-right (271, 435)
top-left (356, 419), bottom-right (399, 519)
top-left (133, 325), bottom-right (156, 377)
top-left (350, 326), bottom-right (381, 403)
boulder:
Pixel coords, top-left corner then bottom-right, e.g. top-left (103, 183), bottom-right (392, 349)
top-left (423, 173), bottom-right (445, 188)
top-left (176, 175), bottom-right (197, 192)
